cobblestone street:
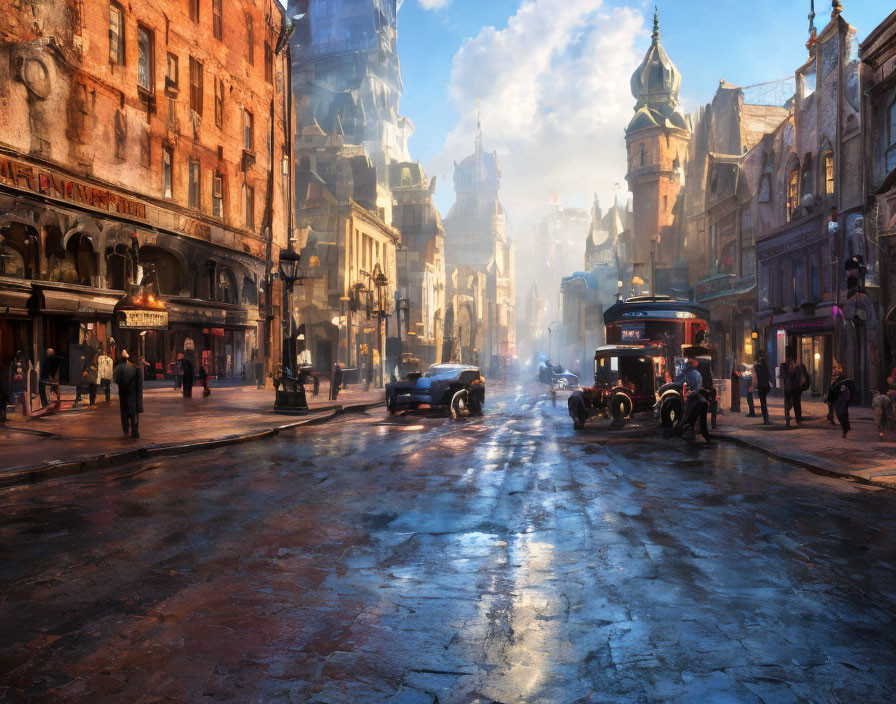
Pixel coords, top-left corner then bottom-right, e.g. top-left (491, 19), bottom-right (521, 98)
top-left (1, 387), bottom-right (894, 703)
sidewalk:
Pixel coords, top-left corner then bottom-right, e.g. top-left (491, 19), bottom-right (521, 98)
top-left (716, 395), bottom-right (896, 487)
top-left (0, 383), bottom-right (384, 488)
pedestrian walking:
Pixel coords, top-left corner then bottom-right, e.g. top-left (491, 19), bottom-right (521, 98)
top-left (252, 348), bottom-right (265, 389)
top-left (872, 381), bottom-right (896, 440)
top-left (74, 347), bottom-right (99, 408)
top-left (180, 353), bottom-right (194, 397)
top-left (113, 350), bottom-right (143, 439)
top-left (827, 366), bottom-right (855, 438)
top-left (675, 356), bottom-right (711, 445)
top-left (781, 353), bottom-right (810, 428)
top-left (742, 362), bottom-right (757, 417)
top-left (198, 363), bottom-right (211, 397)
top-left (173, 352), bottom-right (184, 390)
top-left (97, 348), bottom-right (113, 403)
top-left (751, 355), bottom-right (772, 424)
top-left (38, 348), bottom-right (61, 408)
top-left (330, 362), bottom-right (343, 401)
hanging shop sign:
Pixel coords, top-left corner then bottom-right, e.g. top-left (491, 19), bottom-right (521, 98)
top-left (117, 309), bottom-right (169, 330)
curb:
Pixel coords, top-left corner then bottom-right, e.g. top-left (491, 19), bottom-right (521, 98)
top-left (712, 432), bottom-right (894, 489)
top-left (0, 400), bottom-right (385, 490)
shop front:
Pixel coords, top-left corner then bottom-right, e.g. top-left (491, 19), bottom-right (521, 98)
top-left (765, 316), bottom-right (833, 397)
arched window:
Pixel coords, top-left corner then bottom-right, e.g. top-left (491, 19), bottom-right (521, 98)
top-left (822, 151), bottom-right (834, 197)
top-left (138, 246), bottom-right (184, 295)
top-left (400, 166), bottom-right (412, 187)
top-left (800, 152), bottom-right (813, 198)
top-left (787, 169), bottom-right (799, 220)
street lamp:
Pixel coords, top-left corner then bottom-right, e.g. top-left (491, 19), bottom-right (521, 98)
top-left (616, 279), bottom-right (624, 302)
top-left (373, 270), bottom-right (389, 388)
top-left (274, 246), bottom-right (307, 413)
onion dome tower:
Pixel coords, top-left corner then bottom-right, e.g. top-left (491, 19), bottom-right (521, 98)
top-left (624, 7), bottom-right (691, 282)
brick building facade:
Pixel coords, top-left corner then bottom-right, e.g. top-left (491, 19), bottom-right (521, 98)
top-left (0, 0), bottom-right (291, 388)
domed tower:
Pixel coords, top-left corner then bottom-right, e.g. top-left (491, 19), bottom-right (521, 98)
top-left (625, 8), bottom-right (690, 283)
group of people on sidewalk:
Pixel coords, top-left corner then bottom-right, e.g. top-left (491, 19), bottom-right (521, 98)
top-left (668, 341), bottom-right (883, 446)
top-left (171, 353), bottom-right (210, 398)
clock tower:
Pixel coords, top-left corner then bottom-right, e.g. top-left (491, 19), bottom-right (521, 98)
top-left (625, 9), bottom-right (690, 291)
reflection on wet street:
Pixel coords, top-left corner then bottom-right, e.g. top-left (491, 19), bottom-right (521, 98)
top-left (1, 386), bottom-right (895, 703)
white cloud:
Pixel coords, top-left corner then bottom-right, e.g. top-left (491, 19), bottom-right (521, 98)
top-left (429, 0), bottom-right (645, 230)
top-left (418, 0), bottom-right (452, 10)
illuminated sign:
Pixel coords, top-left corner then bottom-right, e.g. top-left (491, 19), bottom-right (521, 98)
top-left (620, 325), bottom-right (645, 341)
top-left (118, 309), bottom-right (169, 330)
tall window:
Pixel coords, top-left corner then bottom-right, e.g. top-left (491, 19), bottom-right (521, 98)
top-left (887, 101), bottom-right (896, 172)
top-left (214, 79), bottom-right (224, 128)
top-left (213, 173), bottom-right (224, 217)
top-left (109, 3), bottom-right (124, 65)
top-left (242, 109), bottom-right (254, 152)
top-left (137, 26), bottom-right (154, 92)
top-left (166, 52), bottom-right (178, 90)
top-left (189, 0), bottom-right (199, 22)
top-left (162, 146), bottom-right (173, 198)
top-left (787, 169), bottom-right (799, 220)
top-left (823, 152), bottom-right (834, 196)
top-left (265, 43), bottom-right (274, 83)
top-left (213, 0), bottom-right (223, 40)
top-left (189, 160), bottom-right (200, 209)
top-left (639, 144), bottom-right (645, 167)
top-left (243, 185), bottom-right (255, 230)
top-left (189, 57), bottom-right (203, 115)
top-left (246, 15), bottom-right (254, 66)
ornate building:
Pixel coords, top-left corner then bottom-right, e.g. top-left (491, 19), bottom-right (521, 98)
top-left (289, 0), bottom-right (413, 183)
top-left (443, 118), bottom-right (516, 372)
top-left (625, 10), bottom-right (691, 295)
top-left (0, 0), bottom-right (291, 386)
top-left (390, 162), bottom-right (446, 367)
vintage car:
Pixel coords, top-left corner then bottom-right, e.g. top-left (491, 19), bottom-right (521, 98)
top-left (538, 361), bottom-right (579, 388)
top-left (568, 345), bottom-right (681, 429)
top-left (386, 363), bottom-right (485, 418)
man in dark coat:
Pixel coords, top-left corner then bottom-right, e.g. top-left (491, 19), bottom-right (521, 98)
top-left (330, 362), bottom-right (343, 401)
top-left (39, 348), bottom-right (61, 407)
top-left (113, 350), bottom-right (143, 438)
top-left (180, 353), bottom-right (194, 398)
top-left (781, 354), bottom-right (810, 428)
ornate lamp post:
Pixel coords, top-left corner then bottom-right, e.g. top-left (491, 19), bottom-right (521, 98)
top-left (373, 269), bottom-right (389, 388)
top-left (274, 246), bottom-right (307, 413)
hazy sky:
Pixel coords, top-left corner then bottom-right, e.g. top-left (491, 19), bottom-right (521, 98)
top-left (396, 0), bottom-right (887, 229)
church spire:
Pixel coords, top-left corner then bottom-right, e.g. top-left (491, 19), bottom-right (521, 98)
top-left (807, 0), bottom-right (817, 54)
top-left (475, 98), bottom-right (483, 154)
top-left (652, 6), bottom-right (660, 42)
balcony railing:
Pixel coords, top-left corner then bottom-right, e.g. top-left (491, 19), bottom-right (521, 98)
top-left (695, 273), bottom-right (755, 303)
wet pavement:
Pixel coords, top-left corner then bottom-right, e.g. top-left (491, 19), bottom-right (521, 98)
top-left (1, 386), bottom-right (895, 703)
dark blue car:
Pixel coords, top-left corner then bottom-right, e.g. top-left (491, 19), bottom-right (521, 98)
top-left (386, 363), bottom-right (485, 418)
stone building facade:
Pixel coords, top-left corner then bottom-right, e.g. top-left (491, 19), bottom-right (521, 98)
top-left (293, 123), bottom-right (398, 384)
top-left (288, 0), bottom-right (412, 184)
top-left (0, 0), bottom-right (290, 386)
top-left (861, 9), bottom-right (896, 382)
top-left (389, 161), bottom-right (446, 367)
top-left (750, 7), bottom-right (870, 399)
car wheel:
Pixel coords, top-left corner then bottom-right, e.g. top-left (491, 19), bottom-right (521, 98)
top-left (609, 393), bottom-right (633, 423)
top-left (568, 390), bottom-right (587, 430)
top-left (386, 396), bottom-right (398, 416)
top-left (661, 396), bottom-right (683, 428)
top-left (450, 389), bottom-right (469, 420)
